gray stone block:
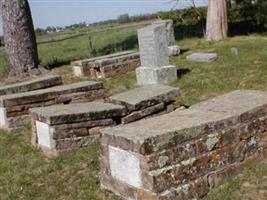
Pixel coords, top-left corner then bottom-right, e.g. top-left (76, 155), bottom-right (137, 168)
top-left (0, 81), bottom-right (105, 129)
top-left (138, 24), bottom-right (169, 68)
top-left (186, 53), bottom-right (218, 62)
top-left (153, 19), bottom-right (176, 46)
top-left (31, 102), bottom-right (125, 156)
top-left (0, 74), bottom-right (62, 96)
top-left (100, 90), bottom-right (267, 200)
top-left (136, 65), bottom-right (177, 86)
top-left (231, 47), bottom-right (239, 55)
top-left (31, 102), bottom-right (125, 125)
top-left (168, 45), bottom-right (180, 56)
top-left (108, 84), bottom-right (180, 111)
top-left (101, 90), bottom-right (267, 148)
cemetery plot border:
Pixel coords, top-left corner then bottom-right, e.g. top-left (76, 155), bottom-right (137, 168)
top-left (100, 90), bottom-right (267, 200)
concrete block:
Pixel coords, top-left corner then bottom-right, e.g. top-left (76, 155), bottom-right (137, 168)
top-left (136, 65), bottom-right (177, 85)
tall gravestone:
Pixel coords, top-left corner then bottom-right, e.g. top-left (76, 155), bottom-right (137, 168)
top-left (152, 19), bottom-right (176, 46)
top-left (136, 24), bottom-right (177, 85)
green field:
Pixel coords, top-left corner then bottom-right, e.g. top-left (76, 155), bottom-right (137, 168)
top-left (0, 34), bottom-right (267, 199)
top-left (0, 21), bottom-right (152, 78)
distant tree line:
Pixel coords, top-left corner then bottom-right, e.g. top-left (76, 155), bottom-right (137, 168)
top-left (1, 0), bottom-right (265, 47)
top-left (117, 13), bottom-right (158, 24)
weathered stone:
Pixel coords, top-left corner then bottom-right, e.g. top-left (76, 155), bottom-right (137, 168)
top-left (90, 53), bottom-right (140, 68)
top-left (168, 45), bottom-right (180, 56)
top-left (108, 85), bottom-right (180, 111)
top-left (52, 119), bottom-right (115, 132)
top-left (31, 102), bottom-right (125, 156)
top-left (72, 51), bottom-right (138, 78)
top-left (31, 102), bottom-right (125, 125)
top-left (100, 90), bottom-right (267, 200)
top-left (0, 81), bottom-right (105, 129)
top-left (231, 47), bottom-right (239, 55)
top-left (152, 19), bottom-right (176, 46)
top-left (136, 24), bottom-right (177, 85)
top-left (122, 103), bottom-right (165, 124)
top-left (0, 74), bottom-right (62, 96)
top-left (186, 53), bottom-right (218, 62)
top-left (138, 24), bottom-right (169, 68)
top-left (0, 81), bottom-right (103, 107)
top-left (136, 66), bottom-right (177, 86)
top-left (71, 50), bottom-right (135, 67)
top-left (102, 90), bottom-right (267, 154)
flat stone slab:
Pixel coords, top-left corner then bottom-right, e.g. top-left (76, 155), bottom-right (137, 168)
top-left (186, 53), bottom-right (218, 62)
top-left (0, 74), bottom-right (62, 96)
top-left (72, 51), bottom-right (139, 78)
top-left (0, 81), bottom-right (105, 129)
top-left (31, 102), bottom-right (125, 125)
top-left (90, 52), bottom-right (140, 68)
top-left (102, 90), bottom-right (267, 153)
top-left (71, 51), bottom-right (135, 66)
top-left (0, 81), bottom-right (103, 107)
top-left (100, 90), bottom-right (267, 200)
top-left (31, 102), bottom-right (125, 156)
top-left (108, 85), bottom-right (180, 111)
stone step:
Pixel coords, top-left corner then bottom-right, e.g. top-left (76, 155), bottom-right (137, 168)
top-left (107, 85), bottom-right (180, 124)
top-left (0, 74), bottom-right (62, 96)
top-left (30, 102), bottom-right (125, 156)
top-left (108, 85), bottom-right (180, 111)
top-left (100, 90), bottom-right (267, 200)
top-left (0, 81), bottom-right (105, 129)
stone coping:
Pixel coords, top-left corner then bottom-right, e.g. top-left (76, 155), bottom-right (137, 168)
top-left (0, 81), bottom-right (103, 107)
top-left (0, 74), bottom-right (62, 96)
top-left (101, 90), bottom-right (267, 153)
top-left (71, 51), bottom-right (136, 66)
top-left (108, 85), bottom-right (180, 111)
top-left (91, 52), bottom-right (140, 68)
top-left (31, 102), bottom-right (125, 125)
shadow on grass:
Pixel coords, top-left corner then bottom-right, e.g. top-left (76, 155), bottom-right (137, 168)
top-left (177, 67), bottom-right (191, 79)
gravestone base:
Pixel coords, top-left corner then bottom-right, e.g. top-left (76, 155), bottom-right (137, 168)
top-left (136, 65), bottom-right (177, 86)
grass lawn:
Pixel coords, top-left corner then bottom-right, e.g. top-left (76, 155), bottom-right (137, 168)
top-left (0, 34), bottom-right (267, 199)
top-left (0, 27), bottom-right (138, 79)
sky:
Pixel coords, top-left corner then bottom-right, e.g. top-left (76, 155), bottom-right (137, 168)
top-left (0, 0), bottom-right (207, 34)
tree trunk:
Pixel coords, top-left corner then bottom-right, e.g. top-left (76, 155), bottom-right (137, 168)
top-left (206, 0), bottom-right (228, 41)
top-left (1, 0), bottom-right (46, 77)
